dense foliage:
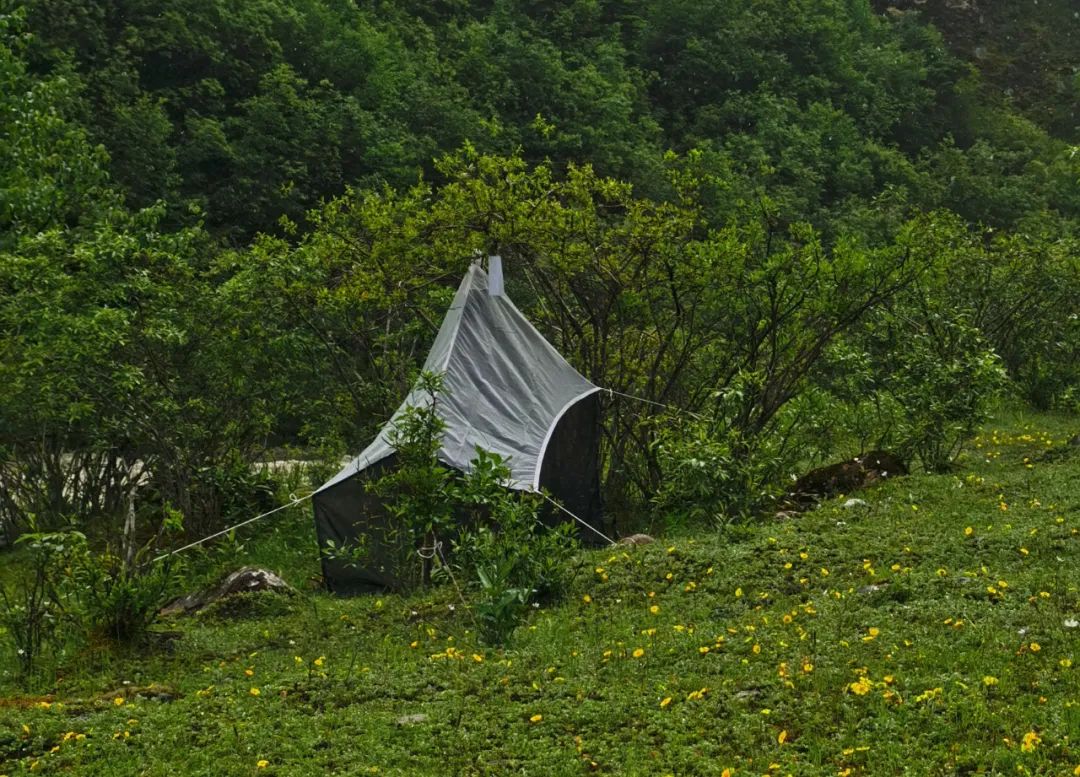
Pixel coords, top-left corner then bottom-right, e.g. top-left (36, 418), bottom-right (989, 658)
top-left (13, 0), bottom-right (1080, 240)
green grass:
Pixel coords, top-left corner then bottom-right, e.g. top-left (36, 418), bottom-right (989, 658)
top-left (2, 408), bottom-right (1080, 776)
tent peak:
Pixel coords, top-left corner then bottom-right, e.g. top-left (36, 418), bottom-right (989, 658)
top-left (487, 254), bottom-right (504, 296)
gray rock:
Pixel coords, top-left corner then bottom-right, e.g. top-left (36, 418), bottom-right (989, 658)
top-left (160, 567), bottom-right (295, 616)
top-left (616, 533), bottom-right (655, 546)
top-left (396, 714), bottom-right (429, 726)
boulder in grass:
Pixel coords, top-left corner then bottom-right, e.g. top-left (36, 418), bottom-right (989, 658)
top-left (160, 566), bottom-right (295, 617)
top-left (616, 533), bottom-right (655, 547)
top-left (785, 450), bottom-right (907, 509)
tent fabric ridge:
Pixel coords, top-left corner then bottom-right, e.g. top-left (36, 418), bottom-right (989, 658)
top-left (430, 263), bottom-right (480, 374)
top-left (532, 385), bottom-right (604, 490)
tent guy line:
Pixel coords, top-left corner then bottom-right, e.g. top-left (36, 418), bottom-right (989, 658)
top-left (150, 387), bottom-right (682, 564)
top-left (151, 480), bottom-right (616, 565)
top-left (534, 489), bottom-right (617, 546)
top-left (603, 387), bottom-right (706, 420)
top-left (149, 387), bottom-right (684, 564)
top-left (152, 493), bottom-right (313, 563)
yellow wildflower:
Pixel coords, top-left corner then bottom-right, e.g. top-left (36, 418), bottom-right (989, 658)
top-left (582, 594), bottom-right (592, 604)
top-left (257, 760), bottom-right (269, 769)
top-left (529, 714), bottom-right (543, 723)
top-left (1021, 731), bottom-right (1041, 752)
top-left (659, 697), bottom-right (672, 708)
top-left (649, 605), bottom-right (660, 614)
top-left (632, 647), bottom-right (645, 658)
top-left (848, 678), bottom-right (872, 695)
top-left (777, 730), bottom-right (788, 744)
top-left (249, 688), bottom-right (260, 696)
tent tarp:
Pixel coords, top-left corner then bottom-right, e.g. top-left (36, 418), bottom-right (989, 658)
top-left (313, 261), bottom-right (604, 593)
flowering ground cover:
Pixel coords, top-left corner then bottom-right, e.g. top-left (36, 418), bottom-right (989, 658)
top-left (2, 409), bottom-right (1079, 775)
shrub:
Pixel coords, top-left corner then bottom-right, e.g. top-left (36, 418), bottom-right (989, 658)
top-left (369, 371), bottom-right (456, 589)
top-left (651, 379), bottom-right (793, 527)
top-left (454, 451), bottom-right (578, 645)
top-left (0, 506), bottom-right (185, 688)
top-left (0, 528), bottom-right (79, 686)
top-left (864, 305), bottom-right (1007, 473)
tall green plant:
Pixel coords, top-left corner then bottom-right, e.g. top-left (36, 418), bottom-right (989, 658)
top-left (453, 449), bottom-right (578, 645)
top-left (369, 371), bottom-right (454, 589)
top-left (0, 528), bottom-right (79, 686)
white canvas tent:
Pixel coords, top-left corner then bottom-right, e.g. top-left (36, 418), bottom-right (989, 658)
top-left (312, 258), bottom-right (604, 593)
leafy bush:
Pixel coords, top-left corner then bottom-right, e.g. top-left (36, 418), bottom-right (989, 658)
top-left (859, 302), bottom-right (1007, 473)
top-left (651, 379), bottom-right (798, 528)
top-left (0, 529), bottom-right (79, 686)
top-left (367, 377), bottom-right (579, 643)
top-left (0, 506), bottom-right (185, 688)
top-left (890, 315), bottom-right (1006, 472)
top-left (369, 371), bottom-right (456, 589)
top-left (454, 451), bottom-right (578, 645)
top-left (52, 505), bottom-right (185, 644)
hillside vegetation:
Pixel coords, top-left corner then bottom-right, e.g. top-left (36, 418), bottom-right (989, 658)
top-left (2, 410), bottom-right (1079, 775)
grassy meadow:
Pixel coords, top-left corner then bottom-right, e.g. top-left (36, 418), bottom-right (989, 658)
top-left (2, 408), bottom-right (1080, 776)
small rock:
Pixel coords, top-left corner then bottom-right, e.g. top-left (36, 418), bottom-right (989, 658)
top-left (842, 498), bottom-right (869, 510)
top-left (1065, 619), bottom-right (1079, 629)
top-left (859, 583), bottom-right (889, 594)
top-left (396, 714), bottom-right (428, 726)
top-left (617, 533), bottom-right (655, 546)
